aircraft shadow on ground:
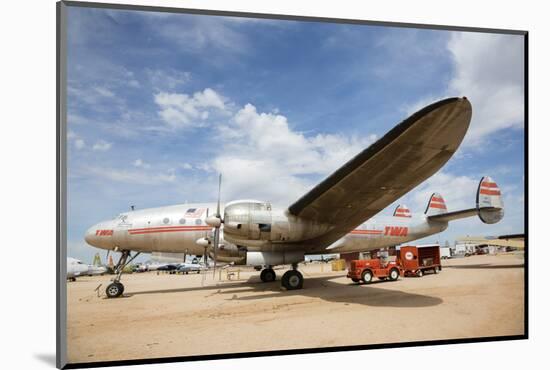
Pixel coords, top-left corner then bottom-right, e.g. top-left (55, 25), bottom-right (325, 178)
top-left (128, 274), bottom-right (442, 308)
top-left (444, 263), bottom-right (524, 269)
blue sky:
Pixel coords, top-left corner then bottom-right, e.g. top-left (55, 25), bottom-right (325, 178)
top-left (66, 6), bottom-right (525, 263)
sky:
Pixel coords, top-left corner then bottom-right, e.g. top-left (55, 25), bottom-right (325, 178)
top-left (66, 6), bottom-right (525, 263)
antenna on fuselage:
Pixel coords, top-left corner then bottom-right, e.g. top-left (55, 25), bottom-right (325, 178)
top-left (130, 205), bottom-right (135, 211)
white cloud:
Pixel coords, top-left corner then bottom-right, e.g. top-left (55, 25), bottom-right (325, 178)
top-left (154, 88), bottom-right (228, 129)
top-left (407, 33), bottom-right (524, 146)
top-left (74, 139), bottom-right (85, 150)
top-left (133, 159), bottom-right (151, 169)
top-left (147, 68), bottom-right (190, 91)
top-left (181, 163), bottom-right (193, 170)
top-left (447, 33), bottom-right (524, 146)
top-left (213, 104), bottom-right (377, 206)
top-left (93, 86), bottom-right (115, 98)
top-left (92, 140), bottom-right (112, 152)
top-left (87, 166), bottom-right (176, 186)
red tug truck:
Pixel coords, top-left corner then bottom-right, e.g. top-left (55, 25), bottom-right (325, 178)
top-left (347, 244), bottom-right (441, 284)
top-left (347, 258), bottom-right (403, 283)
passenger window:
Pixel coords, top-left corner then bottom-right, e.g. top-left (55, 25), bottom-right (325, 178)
top-left (195, 219), bottom-right (202, 225)
top-left (163, 217), bottom-right (170, 224)
top-left (179, 218), bottom-right (186, 225)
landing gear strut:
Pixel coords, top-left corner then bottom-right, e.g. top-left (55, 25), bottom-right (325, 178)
top-left (281, 263), bottom-right (303, 290)
top-left (260, 267), bottom-right (276, 282)
top-left (105, 250), bottom-right (140, 298)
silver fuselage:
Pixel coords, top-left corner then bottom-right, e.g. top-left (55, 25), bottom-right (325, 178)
top-left (85, 201), bottom-right (447, 256)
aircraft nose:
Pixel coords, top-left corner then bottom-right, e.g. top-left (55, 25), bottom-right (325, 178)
top-left (84, 226), bottom-right (98, 246)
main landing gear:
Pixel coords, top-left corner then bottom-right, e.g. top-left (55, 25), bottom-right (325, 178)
top-left (259, 264), bottom-right (304, 290)
top-left (281, 264), bottom-right (303, 290)
top-left (260, 267), bottom-right (276, 282)
top-left (105, 250), bottom-right (140, 298)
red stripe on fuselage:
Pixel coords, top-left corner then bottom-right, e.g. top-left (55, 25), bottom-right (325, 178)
top-left (350, 230), bottom-right (383, 235)
top-left (128, 226), bottom-right (211, 235)
top-left (129, 225), bottom-right (210, 232)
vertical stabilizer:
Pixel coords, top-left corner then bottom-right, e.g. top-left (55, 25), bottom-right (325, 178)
top-left (393, 204), bottom-right (412, 218)
top-left (477, 176), bottom-right (504, 224)
top-left (425, 193), bottom-right (447, 216)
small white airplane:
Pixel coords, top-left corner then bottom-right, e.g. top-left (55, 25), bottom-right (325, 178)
top-left (84, 97), bottom-right (504, 297)
top-left (66, 257), bottom-right (91, 281)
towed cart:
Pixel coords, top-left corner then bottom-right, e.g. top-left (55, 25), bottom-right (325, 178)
top-left (397, 245), bottom-right (442, 277)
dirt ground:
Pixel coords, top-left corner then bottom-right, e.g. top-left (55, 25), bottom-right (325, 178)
top-left (66, 253), bottom-right (525, 364)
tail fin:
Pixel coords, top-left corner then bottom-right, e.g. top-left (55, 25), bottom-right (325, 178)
top-left (477, 176), bottom-right (504, 224)
top-left (393, 204), bottom-right (412, 218)
top-left (425, 193), bottom-right (447, 216)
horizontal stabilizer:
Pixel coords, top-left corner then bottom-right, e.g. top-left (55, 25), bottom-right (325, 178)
top-left (428, 176), bottom-right (504, 224)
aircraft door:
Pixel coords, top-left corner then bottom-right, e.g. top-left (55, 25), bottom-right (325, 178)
top-left (113, 215), bottom-right (132, 248)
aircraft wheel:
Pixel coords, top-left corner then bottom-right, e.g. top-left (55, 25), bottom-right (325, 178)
top-left (361, 270), bottom-right (373, 284)
top-left (106, 282), bottom-right (124, 298)
top-left (282, 270), bottom-right (303, 290)
top-left (260, 268), bottom-right (276, 282)
top-left (389, 268), bottom-right (400, 281)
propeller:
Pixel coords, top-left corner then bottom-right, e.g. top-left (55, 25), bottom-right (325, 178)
top-left (206, 174), bottom-right (223, 278)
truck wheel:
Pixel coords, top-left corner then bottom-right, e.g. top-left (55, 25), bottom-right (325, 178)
top-left (389, 268), bottom-right (400, 281)
top-left (433, 267), bottom-right (439, 274)
top-left (417, 269), bottom-right (424, 277)
top-left (361, 270), bottom-right (373, 284)
top-left (351, 278), bottom-right (360, 283)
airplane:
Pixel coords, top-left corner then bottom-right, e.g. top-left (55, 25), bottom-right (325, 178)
top-left (66, 257), bottom-right (92, 281)
top-left (177, 262), bottom-right (205, 274)
top-left (84, 97), bottom-right (504, 298)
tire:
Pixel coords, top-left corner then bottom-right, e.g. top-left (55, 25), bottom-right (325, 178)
top-left (361, 270), bottom-right (373, 284)
top-left (282, 270), bottom-right (303, 290)
top-left (389, 268), bottom-right (400, 281)
top-left (433, 267), bottom-right (439, 274)
top-left (351, 278), bottom-right (360, 283)
top-left (260, 268), bottom-right (276, 282)
top-left (106, 282), bottom-right (124, 298)
top-left (417, 269), bottom-right (424, 277)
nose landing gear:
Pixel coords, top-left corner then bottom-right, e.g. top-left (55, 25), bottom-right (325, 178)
top-left (105, 250), bottom-right (140, 298)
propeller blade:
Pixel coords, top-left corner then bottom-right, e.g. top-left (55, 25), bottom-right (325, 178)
top-left (213, 227), bottom-right (219, 277)
top-left (213, 173), bottom-right (222, 278)
top-left (216, 173), bottom-right (222, 218)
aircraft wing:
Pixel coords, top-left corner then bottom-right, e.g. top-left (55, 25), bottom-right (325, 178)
top-left (287, 97), bottom-right (472, 250)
